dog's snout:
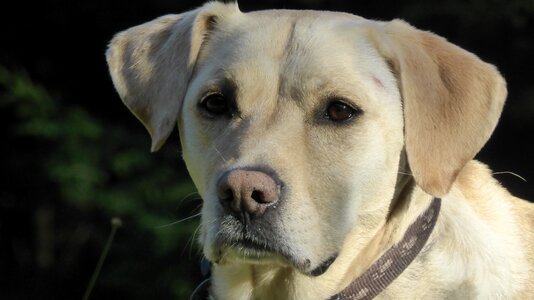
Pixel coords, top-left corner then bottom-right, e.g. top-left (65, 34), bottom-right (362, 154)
top-left (217, 169), bottom-right (280, 221)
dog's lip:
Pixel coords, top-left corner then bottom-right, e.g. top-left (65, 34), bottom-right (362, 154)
top-left (216, 237), bottom-right (300, 266)
top-left (219, 237), bottom-right (286, 261)
top-left (215, 238), bottom-right (337, 276)
top-left (309, 254), bottom-right (338, 276)
top-left (221, 243), bottom-right (284, 264)
top-left (238, 237), bottom-right (276, 253)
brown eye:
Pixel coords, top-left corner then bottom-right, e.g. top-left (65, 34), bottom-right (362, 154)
top-left (325, 101), bottom-right (359, 122)
top-left (200, 93), bottom-right (229, 115)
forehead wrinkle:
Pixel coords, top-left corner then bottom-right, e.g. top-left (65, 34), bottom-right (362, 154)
top-left (277, 17), bottom-right (299, 98)
top-left (217, 15), bottom-right (303, 122)
top-left (280, 52), bottom-right (365, 108)
top-left (278, 28), bottom-right (318, 106)
top-left (277, 17), bottom-right (363, 102)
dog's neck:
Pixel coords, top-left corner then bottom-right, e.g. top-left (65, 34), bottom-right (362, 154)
top-left (329, 156), bottom-right (432, 297)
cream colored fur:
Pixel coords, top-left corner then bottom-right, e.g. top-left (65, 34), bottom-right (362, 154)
top-left (106, 2), bottom-right (534, 299)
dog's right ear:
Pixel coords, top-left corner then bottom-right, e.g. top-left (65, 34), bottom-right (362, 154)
top-left (106, 2), bottom-right (240, 151)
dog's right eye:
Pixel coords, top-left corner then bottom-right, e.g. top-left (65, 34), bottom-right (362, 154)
top-left (324, 100), bottom-right (361, 123)
top-left (199, 93), bottom-right (230, 116)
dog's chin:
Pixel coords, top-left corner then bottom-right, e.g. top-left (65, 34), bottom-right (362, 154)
top-left (211, 240), bottom-right (338, 277)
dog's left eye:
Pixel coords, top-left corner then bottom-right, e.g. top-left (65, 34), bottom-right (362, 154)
top-left (200, 93), bottom-right (230, 116)
top-left (325, 101), bottom-right (360, 122)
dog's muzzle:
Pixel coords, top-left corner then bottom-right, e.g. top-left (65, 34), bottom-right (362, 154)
top-left (212, 167), bottom-right (337, 276)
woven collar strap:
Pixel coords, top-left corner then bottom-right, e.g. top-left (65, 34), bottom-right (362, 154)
top-left (329, 197), bottom-right (442, 300)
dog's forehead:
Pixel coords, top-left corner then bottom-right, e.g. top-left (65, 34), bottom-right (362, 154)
top-left (198, 10), bottom-right (384, 98)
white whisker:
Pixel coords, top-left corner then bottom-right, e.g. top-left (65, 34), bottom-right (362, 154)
top-left (189, 224), bottom-right (203, 256)
top-left (154, 213), bottom-right (201, 228)
top-left (183, 222), bottom-right (203, 258)
top-left (175, 192), bottom-right (201, 212)
top-left (183, 217), bottom-right (219, 257)
top-left (492, 171), bottom-right (527, 182)
top-left (179, 192), bottom-right (201, 204)
top-left (213, 145), bottom-right (227, 162)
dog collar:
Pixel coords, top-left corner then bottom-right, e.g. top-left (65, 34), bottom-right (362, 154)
top-left (190, 198), bottom-right (441, 300)
top-left (329, 197), bottom-right (441, 300)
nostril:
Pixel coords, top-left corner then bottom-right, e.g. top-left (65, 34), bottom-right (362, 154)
top-left (251, 190), bottom-right (265, 204)
top-left (220, 189), bottom-right (234, 202)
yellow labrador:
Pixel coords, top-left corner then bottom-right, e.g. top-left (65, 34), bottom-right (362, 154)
top-left (106, 2), bottom-right (534, 299)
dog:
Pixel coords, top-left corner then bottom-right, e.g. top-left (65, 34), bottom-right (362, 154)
top-left (106, 2), bottom-right (534, 299)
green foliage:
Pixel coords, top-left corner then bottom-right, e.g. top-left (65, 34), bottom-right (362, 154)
top-left (0, 65), bottom-right (201, 299)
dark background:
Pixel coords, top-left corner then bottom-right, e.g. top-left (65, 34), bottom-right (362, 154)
top-left (0, 0), bottom-right (533, 299)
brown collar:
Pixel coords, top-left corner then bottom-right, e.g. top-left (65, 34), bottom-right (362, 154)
top-left (190, 198), bottom-right (441, 300)
top-left (329, 197), bottom-right (441, 300)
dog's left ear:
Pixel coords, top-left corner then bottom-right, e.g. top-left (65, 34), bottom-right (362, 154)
top-left (106, 2), bottom-right (240, 151)
top-left (369, 20), bottom-right (507, 197)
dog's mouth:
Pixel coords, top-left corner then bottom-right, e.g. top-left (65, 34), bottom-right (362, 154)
top-left (215, 235), bottom-right (338, 276)
top-left (208, 201), bottom-right (340, 276)
top-left (310, 254), bottom-right (338, 276)
top-left (218, 237), bottom-right (292, 264)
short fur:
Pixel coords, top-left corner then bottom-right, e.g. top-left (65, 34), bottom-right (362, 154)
top-left (107, 2), bottom-right (534, 299)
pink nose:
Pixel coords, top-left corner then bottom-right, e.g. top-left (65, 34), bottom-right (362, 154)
top-left (217, 169), bottom-right (280, 222)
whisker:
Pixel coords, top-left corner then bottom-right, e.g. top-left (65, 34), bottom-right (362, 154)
top-left (182, 222), bottom-right (202, 258)
top-left (154, 213), bottom-right (201, 228)
top-left (213, 145), bottom-right (227, 163)
top-left (219, 241), bottom-right (235, 262)
top-left (175, 192), bottom-right (201, 211)
top-left (183, 217), bottom-right (218, 257)
top-left (179, 192), bottom-right (201, 204)
top-left (492, 171), bottom-right (527, 182)
top-left (188, 224), bottom-right (203, 258)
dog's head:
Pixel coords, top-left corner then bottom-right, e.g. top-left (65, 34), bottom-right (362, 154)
top-left (107, 2), bottom-right (506, 276)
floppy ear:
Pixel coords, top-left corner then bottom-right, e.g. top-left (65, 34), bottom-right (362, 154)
top-left (106, 2), bottom-right (240, 151)
top-left (370, 20), bottom-right (507, 196)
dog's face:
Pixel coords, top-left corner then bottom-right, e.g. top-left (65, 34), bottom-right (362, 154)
top-left (107, 3), bottom-right (506, 277)
top-left (179, 10), bottom-right (404, 274)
